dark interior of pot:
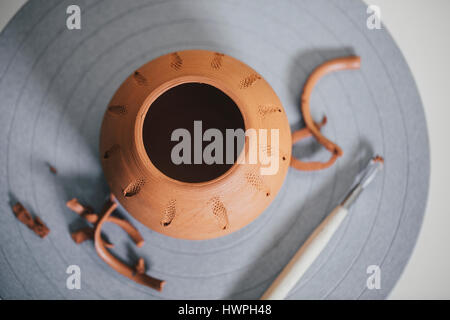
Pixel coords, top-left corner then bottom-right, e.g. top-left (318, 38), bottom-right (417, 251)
top-left (142, 82), bottom-right (245, 183)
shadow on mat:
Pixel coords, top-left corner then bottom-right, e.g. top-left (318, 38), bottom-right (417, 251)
top-left (227, 47), bottom-right (373, 299)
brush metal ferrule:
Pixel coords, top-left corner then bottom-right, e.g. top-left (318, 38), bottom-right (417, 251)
top-left (340, 156), bottom-right (384, 209)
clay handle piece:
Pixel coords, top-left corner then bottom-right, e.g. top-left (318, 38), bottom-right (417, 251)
top-left (107, 216), bottom-right (144, 247)
top-left (291, 56), bottom-right (361, 171)
top-left (67, 198), bottom-right (143, 245)
top-left (94, 198), bottom-right (165, 291)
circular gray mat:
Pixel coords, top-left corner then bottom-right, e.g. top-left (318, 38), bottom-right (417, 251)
top-left (0, 0), bottom-right (429, 299)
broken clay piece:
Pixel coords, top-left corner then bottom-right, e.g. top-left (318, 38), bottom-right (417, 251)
top-left (94, 196), bottom-right (165, 291)
top-left (66, 198), bottom-right (143, 245)
top-left (135, 258), bottom-right (146, 275)
top-left (49, 165), bottom-right (57, 174)
top-left (67, 196), bottom-right (164, 291)
top-left (373, 155), bottom-right (385, 164)
top-left (33, 216), bottom-right (50, 238)
top-left (66, 198), bottom-right (96, 223)
top-left (107, 216), bottom-right (144, 247)
top-left (291, 56), bottom-right (361, 171)
top-left (71, 227), bottom-right (114, 248)
top-left (12, 202), bottom-right (50, 238)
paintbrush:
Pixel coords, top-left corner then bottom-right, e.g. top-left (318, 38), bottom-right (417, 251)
top-left (261, 155), bottom-right (384, 300)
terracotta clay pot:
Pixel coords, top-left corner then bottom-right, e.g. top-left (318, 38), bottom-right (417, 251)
top-left (100, 50), bottom-right (359, 240)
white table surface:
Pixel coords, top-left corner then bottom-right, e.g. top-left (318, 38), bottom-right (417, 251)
top-left (1, 0), bottom-right (449, 299)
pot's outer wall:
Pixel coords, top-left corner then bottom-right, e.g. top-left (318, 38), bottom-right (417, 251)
top-left (0, 0), bottom-right (429, 300)
top-left (100, 50), bottom-right (292, 239)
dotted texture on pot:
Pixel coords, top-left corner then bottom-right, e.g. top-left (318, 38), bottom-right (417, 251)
top-left (0, 0), bottom-right (429, 299)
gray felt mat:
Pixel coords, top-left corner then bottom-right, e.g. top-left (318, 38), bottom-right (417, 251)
top-left (0, 0), bottom-right (429, 299)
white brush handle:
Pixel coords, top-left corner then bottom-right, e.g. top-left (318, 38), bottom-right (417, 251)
top-left (261, 205), bottom-right (348, 300)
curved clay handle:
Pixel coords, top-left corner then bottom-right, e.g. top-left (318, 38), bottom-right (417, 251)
top-left (291, 56), bottom-right (361, 171)
top-left (94, 197), bottom-right (165, 291)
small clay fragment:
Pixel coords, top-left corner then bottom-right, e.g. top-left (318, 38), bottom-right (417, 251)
top-left (49, 165), bottom-right (57, 174)
top-left (12, 203), bottom-right (34, 228)
top-left (135, 258), bottom-right (146, 275)
top-left (71, 227), bottom-right (94, 244)
top-left (373, 155), bottom-right (385, 164)
top-left (82, 213), bottom-right (98, 223)
top-left (66, 198), bottom-right (96, 223)
top-left (71, 227), bottom-right (114, 248)
top-left (12, 202), bottom-right (49, 238)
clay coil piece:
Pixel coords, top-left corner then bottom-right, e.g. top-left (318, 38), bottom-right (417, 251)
top-left (291, 56), bottom-right (361, 171)
top-left (66, 196), bottom-right (164, 291)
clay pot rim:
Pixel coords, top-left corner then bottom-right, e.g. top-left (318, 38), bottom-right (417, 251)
top-left (133, 75), bottom-right (249, 187)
